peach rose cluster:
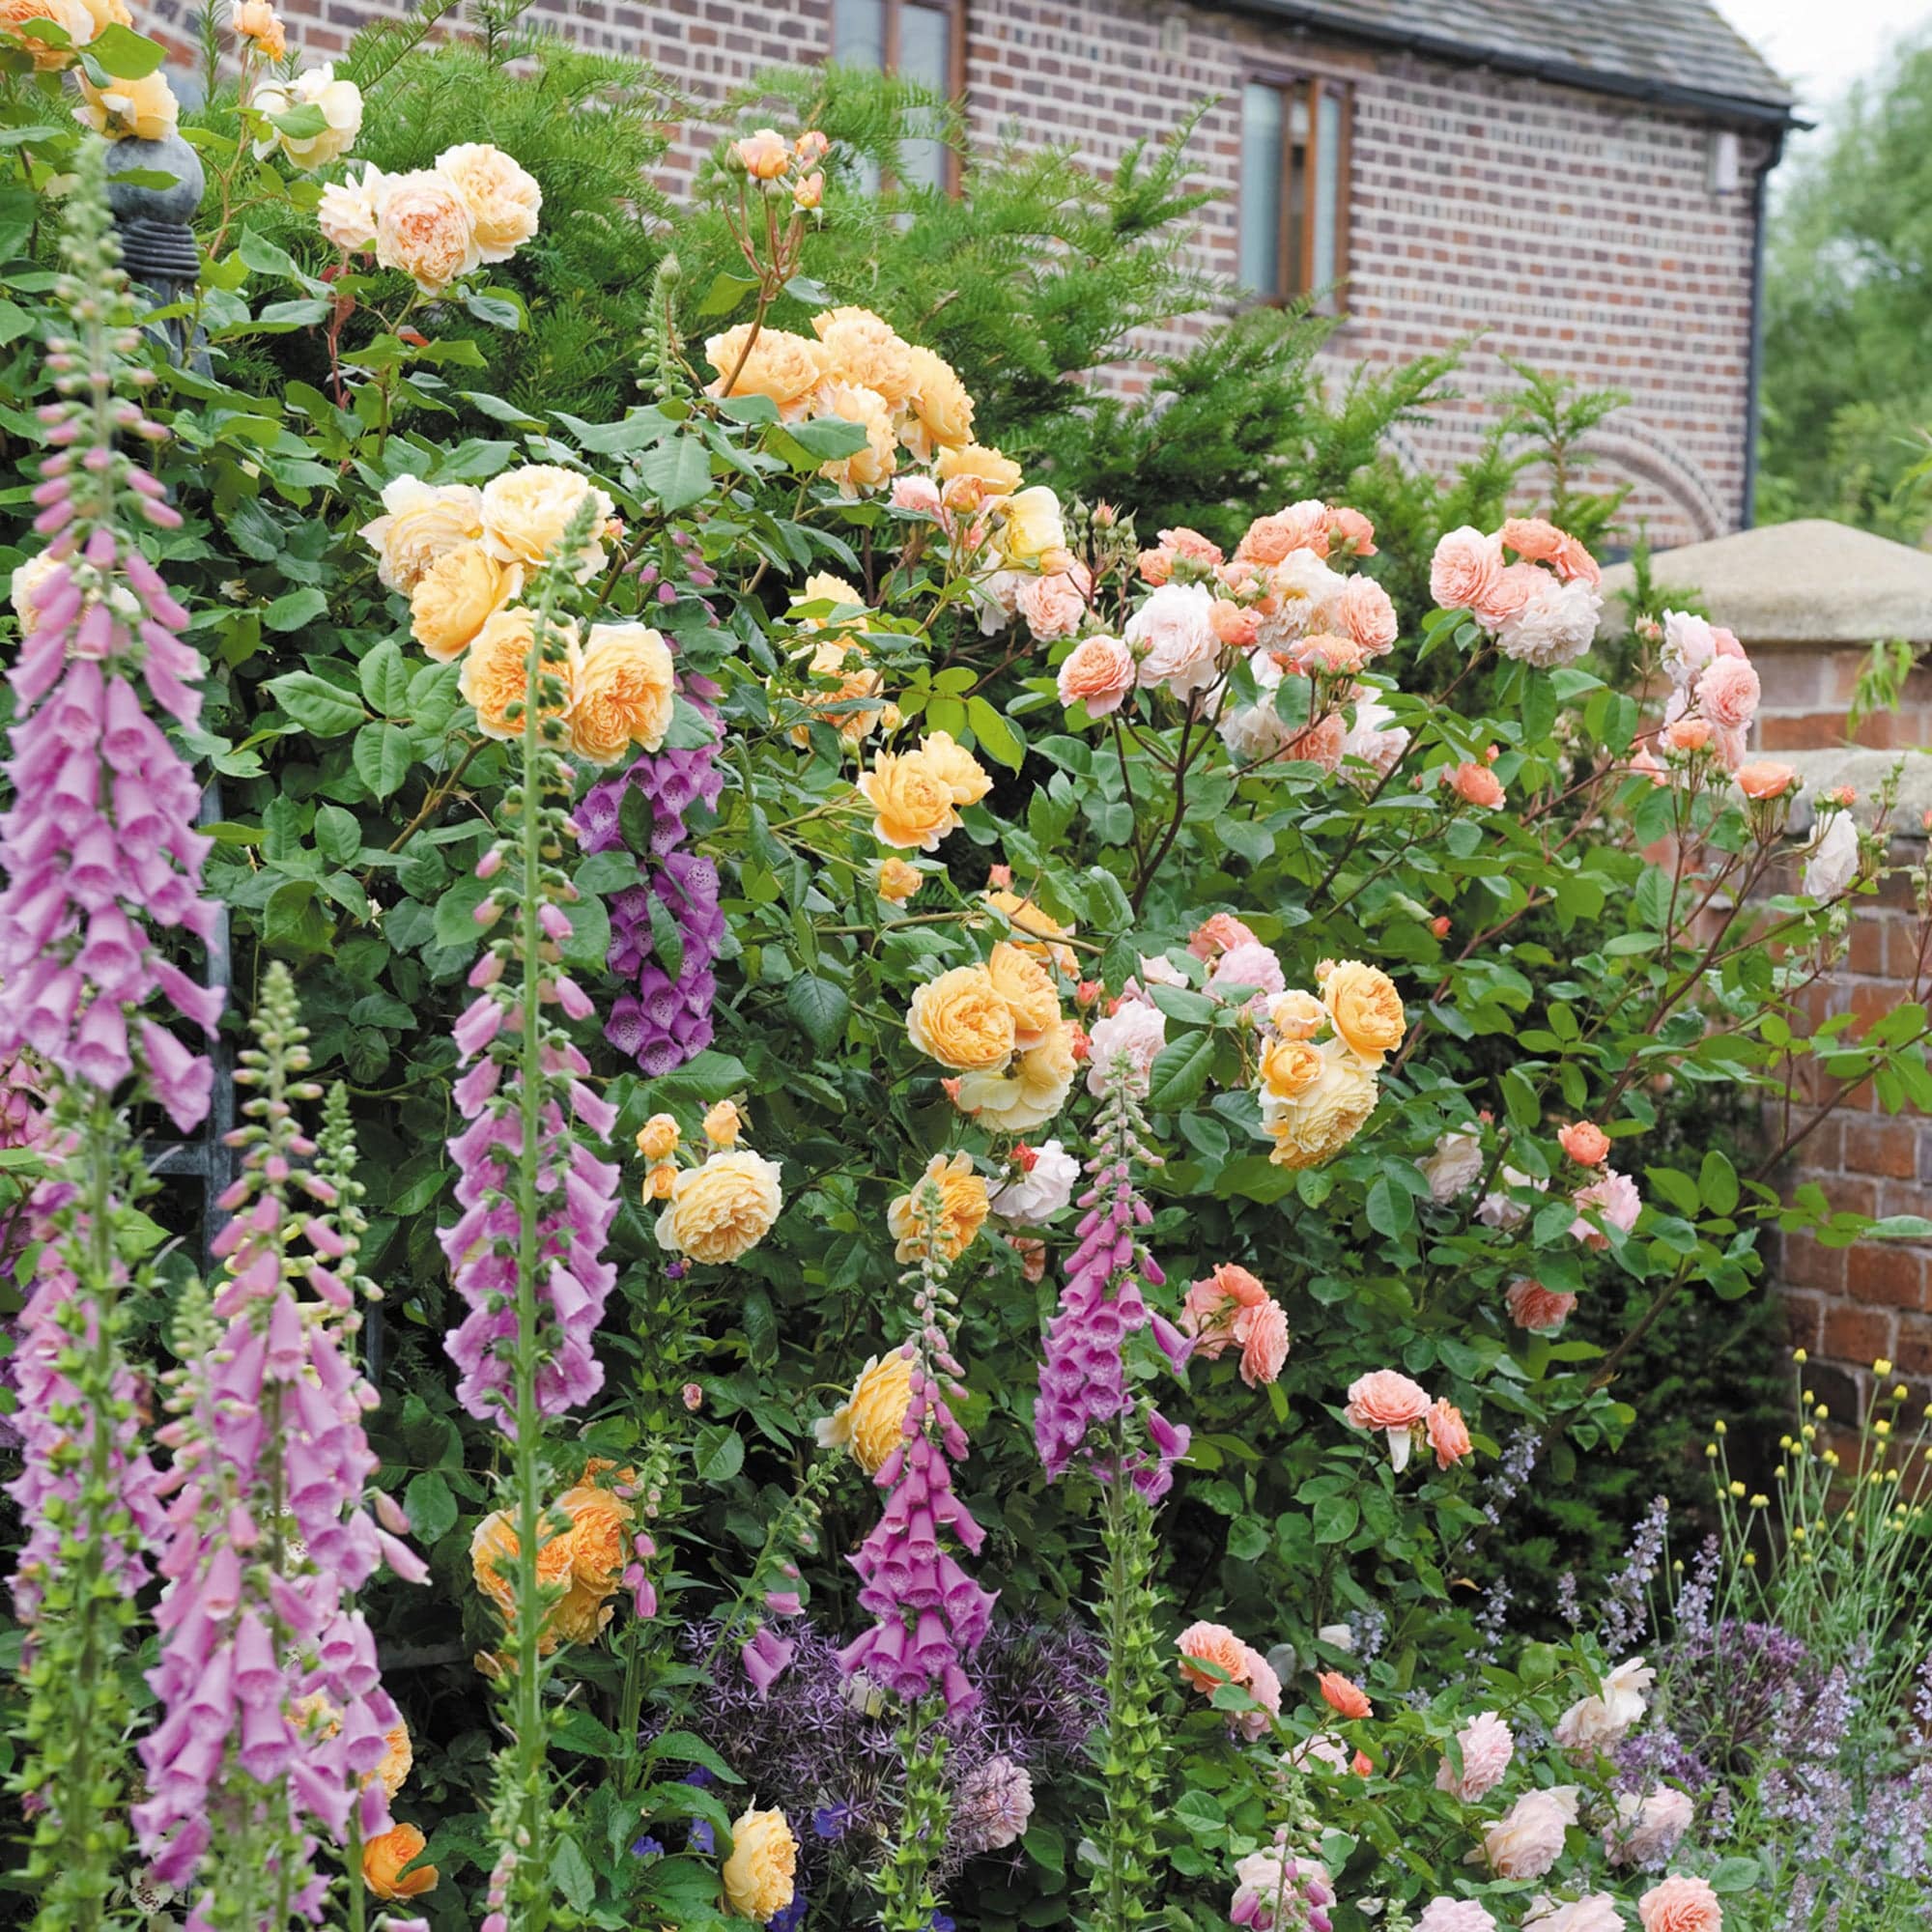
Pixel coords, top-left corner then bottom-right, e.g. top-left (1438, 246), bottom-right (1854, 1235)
top-left (731, 123), bottom-right (832, 214)
top-left (856, 730), bottom-right (991, 853)
top-left (1175, 1620), bottom-right (1283, 1741)
top-left (1642, 608), bottom-right (1763, 777)
top-left (313, 141), bottom-right (540, 289)
top-left (470, 1461), bottom-right (637, 1657)
top-left (907, 940), bottom-right (1077, 1134)
top-left (1429, 517), bottom-right (1602, 668)
top-left (5, 0), bottom-right (128, 74)
top-left (1179, 1263), bottom-right (1290, 1387)
top-left (704, 301), bottom-right (978, 499)
top-left (655, 1145), bottom-right (784, 1264)
top-left (1343, 1369), bottom-right (1471, 1474)
top-left (1250, 961), bottom-right (1403, 1171)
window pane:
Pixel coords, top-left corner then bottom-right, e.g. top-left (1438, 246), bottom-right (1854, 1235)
top-left (1285, 89), bottom-right (1309, 296)
top-left (1238, 82), bottom-right (1283, 297)
top-left (899, 2), bottom-right (952, 188)
top-left (833, 0), bottom-right (886, 67)
top-left (1312, 86), bottom-right (1343, 293)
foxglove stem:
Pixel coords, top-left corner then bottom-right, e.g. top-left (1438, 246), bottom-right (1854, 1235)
top-left (878, 1693), bottom-right (950, 1932)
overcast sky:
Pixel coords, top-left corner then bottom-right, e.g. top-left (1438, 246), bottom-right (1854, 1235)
top-left (1714, 0), bottom-right (1932, 122)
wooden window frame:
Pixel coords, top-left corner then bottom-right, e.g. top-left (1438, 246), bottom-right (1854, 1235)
top-left (829, 0), bottom-right (968, 195)
top-left (1238, 71), bottom-right (1353, 310)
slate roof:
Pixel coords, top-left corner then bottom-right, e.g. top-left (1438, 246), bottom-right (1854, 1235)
top-left (1243, 0), bottom-right (1795, 118)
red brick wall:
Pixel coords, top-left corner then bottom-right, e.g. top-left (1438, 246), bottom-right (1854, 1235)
top-left (187, 0), bottom-right (1775, 549)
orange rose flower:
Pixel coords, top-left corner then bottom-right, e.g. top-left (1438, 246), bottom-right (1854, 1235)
top-left (568, 622), bottom-right (676, 764)
top-left (1318, 1670), bottom-right (1372, 1719)
top-left (1736, 760), bottom-right (1795, 801)
top-left (1177, 1620), bottom-right (1252, 1692)
top-left (362, 1823), bottom-right (437, 1900)
top-left (1558, 1121), bottom-right (1611, 1167)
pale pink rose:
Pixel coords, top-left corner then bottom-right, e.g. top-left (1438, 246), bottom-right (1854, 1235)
top-left (1552, 533), bottom-right (1602, 587)
top-left (1416, 1903), bottom-right (1497, 1932)
top-left (1605, 1786), bottom-right (1693, 1866)
top-left (1210, 598), bottom-right (1260, 648)
top-left (1483, 1787), bottom-right (1580, 1879)
top-left (1734, 759), bottom-right (1794, 800)
top-left (1208, 941), bottom-right (1287, 1007)
top-left (1327, 505), bottom-right (1378, 555)
top-left (1292, 632), bottom-right (1371, 677)
top-left (1804, 809), bottom-right (1861, 899)
top-left (1435, 1711), bottom-right (1515, 1803)
top-left (1661, 610), bottom-right (1717, 685)
top-left (1235, 1297), bottom-right (1289, 1387)
top-left (891, 473), bottom-right (944, 517)
top-left (1176, 1620), bottom-right (1250, 1691)
top-left (1180, 1263), bottom-right (1269, 1358)
top-left (1507, 1278), bottom-right (1578, 1332)
top-left (1473, 559), bottom-right (1542, 631)
top-left (1238, 499), bottom-right (1330, 566)
top-left (1710, 723), bottom-right (1747, 771)
top-left (1631, 742), bottom-right (1668, 786)
top-left (1556, 1657), bottom-right (1656, 1753)
top-left (1346, 1370), bottom-right (1432, 1470)
top-left (1525, 1897), bottom-right (1625, 1932)
top-left (1344, 697), bottom-right (1409, 781)
top-left (1495, 574), bottom-right (1601, 668)
top-left (1712, 625), bottom-right (1745, 658)
top-left (1570, 1170), bottom-right (1640, 1249)
top-left (1018, 561), bottom-right (1093, 642)
top-left (1289, 1733), bottom-right (1350, 1773)
top-left (1478, 1165), bottom-right (1547, 1230)
top-left (1419, 1128), bottom-right (1484, 1203)
top-left (1638, 1875), bottom-right (1721, 1932)
top-left (1696, 653), bottom-right (1759, 729)
top-left (1501, 516), bottom-right (1565, 563)
top-left (1337, 573), bottom-right (1399, 655)
top-left (1450, 761), bottom-right (1505, 809)
top-left (1189, 913), bottom-right (1261, 959)
top-left (1057, 634), bottom-right (1137, 718)
top-left (1426, 1398), bottom-right (1472, 1469)
top-left (1231, 1642), bottom-right (1282, 1739)
top-left (1085, 999), bottom-right (1165, 1097)
top-left (1285, 710), bottom-right (1347, 774)
top-left (1429, 526), bottom-right (1504, 613)
top-left (1160, 526), bottom-right (1225, 566)
top-left (1128, 582), bottom-right (1221, 698)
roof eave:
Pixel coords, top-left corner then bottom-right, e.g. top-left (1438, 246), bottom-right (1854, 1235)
top-left (1231, 0), bottom-right (1804, 128)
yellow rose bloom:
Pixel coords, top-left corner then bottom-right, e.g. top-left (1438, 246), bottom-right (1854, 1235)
top-left (703, 1099), bottom-right (743, 1148)
top-left (358, 475), bottom-right (485, 593)
top-left (547, 1579), bottom-right (617, 1647)
top-left (568, 621), bottom-right (675, 764)
top-left (636, 1112), bottom-right (681, 1161)
top-left (2, 0), bottom-right (94, 71)
top-left (409, 541), bottom-right (521, 661)
top-left (877, 857), bottom-right (923, 903)
top-left (1268, 989), bottom-right (1326, 1040)
top-left (76, 0), bottom-right (131, 31)
top-left (459, 607), bottom-right (581, 743)
top-left (373, 1719), bottom-right (412, 1799)
top-left (77, 69), bottom-right (179, 139)
top-left (1260, 1036), bottom-right (1323, 1101)
top-left (1321, 960), bottom-right (1406, 1063)
top-left (985, 941), bottom-right (1060, 1049)
top-left (705, 325), bottom-right (824, 418)
top-left (901, 344), bottom-right (976, 458)
top-left (984, 887), bottom-right (1078, 975)
top-left (479, 464), bottom-right (614, 574)
top-left (997, 485), bottom-right (1066, 564)
top-left (372, 168), bottom-right (481, 297)
top-left (794, 634), bottom-right (889, 750)
top-left (656, 1150), bottom-right (783, 1264)
top-left (811, 305), bottom-right (916, 409)
top-left (646, 1160), bottom-right (676, 1200)
top-left (953, 1020), bottom-right (1077, 1133)
top-left (814, 1350), bottom-right (916, 1473)
top-left (907, 965), bottom-right (1016, 1072)
top-left (813, 380), bottom-right (897, 498)
top-left (1264, 1039), bottom-right (1379, 1170)
top-left (937, 442), bottom-right (1024, 496)
top-left (857, 748), bottom-right (959, 852)
top-left (888, 1151), bottom-right (990, 1264)
top-left (435, 141), bottom-right (543, 263)
top-left (722, 1807), bottom-right (799, 1925)
top-left (469, 1508), bottom-right (576, 1648)
top-left (556, 1481), bottom-right (633, 1595)
top-left (362, 1823), bottom-right (437, 1901)
top-left (918, 729), bottom-right (993, 809)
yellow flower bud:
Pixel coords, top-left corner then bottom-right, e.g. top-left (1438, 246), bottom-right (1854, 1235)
top-left (1794, 1348), bottom-right (1808, 1363)
top-left (1875, 1357), bottom-right (1894, 1377)
top-left (1728, 1480), bottom-right (1746, 1498)
top-left (1714, 1419), bottom-right (1728, 1436)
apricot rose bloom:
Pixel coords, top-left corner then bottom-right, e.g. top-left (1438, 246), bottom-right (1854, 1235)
top-left (1263, 1038), bottom-right (1378, 1171)
top-left (568, 622), bottom-right (676, 764)
top-left (372, 169), bottom-right (481, 295)
top-left (986, 942), bottom-right (1060, 1046)
top-left (1426, 1398), bottom-right (1472, 1469)
top-left (231, 0), bottom-right (284, 55)
top-left (360, 475), bottom-right (484, 592)
top-left (362, 1822), bottom-right (437, 1899)
top-left (937, 441), bottom-right (1024, 497)
top-left (1450, 761), bottom-right (1505, 809)
top-left (2, 0), bottom-right (95, 71)
top-left (814, 1350), bottom-right (916, 1473)
top-left (1483, 1787), bottom-right (1579, 1879)
top-left (78, 69), bottom-right (181, 140)
top-left (656, 1150), bottom-right (784, 1264)
top-left (705, 325), bottom-right (824, 416)
top-left (703, 1100), bottom-right (743, 1148)
top-left (1345, 1369), bottom-right (1432, 1470)
top-left (887, 1151), bottom-right (990, 1264)
top-left (1735, 760), bottom-right (1795, 801)
top-left (1269, 988), bottom-right (1326, 1039)
top-left (1176, 1620), bottom-right (1251, 1691)
top-left (1321, 960), bottom-right (1405, 1063)
top-left (1057, 634), bottom-right (1137, 718)
top-left (459, 608), bottom-right (579, 742)
top-left (907, 965), bottom-right (1018, 1072)
top-left (901, 344), bottom-right (976, 457)
top-left (722, 1806), bottom-right (799, 1924)
top-left (1507, 1277), bottom-right (1577, 1331)
top-left (858, 748), bottom-right (961, 851)
top-left (409, 542), bottom-right (521, 661)
top-left (919, 730), bottom-right (993, 809)
top-left (999, 486), bottom-right (1067, 563)
top-left (1260, 1037), bottom-right (1323, 1101)
top-left (636, 1113), bottom-right (680, 1161)
top-left (813, 306), bottom-right (916, 409)
top-left (480, 465), bottom-right (616, 575)
top-left (1559, 1121), bottom-right (1611, 1166)
top-left (1318, 1670), bottom-right (1371, 1719)
top-left (877, 857), bottom-right (923, 902)
top-left (733, 128), bottom-right (791, 179)
top-left (953, 1022), bottom-right (1077, 1133)
top-left (1638, 1875), bottom-right (1722, 1932)
top-left (436, 142), bottom-right (543, 262)
top-left (1429, 526), bottom-right (1504, 614)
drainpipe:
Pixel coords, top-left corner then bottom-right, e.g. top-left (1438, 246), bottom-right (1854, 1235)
top-left (1740, 125), bottom-right (1787, 530)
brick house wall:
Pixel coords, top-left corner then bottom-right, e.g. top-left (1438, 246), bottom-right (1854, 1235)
top-left (197, 0), bottom-right (1778, 549)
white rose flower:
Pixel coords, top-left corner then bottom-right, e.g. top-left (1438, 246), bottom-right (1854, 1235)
top-left (1419, 1128), bottom-right (1485, 1204)
top-left (1127, 582), bottom-right (1221, 699)
top-left (1555, 1655), bottom-right (1655, 1754)
top-left (1086, 1000), bottom-right (1166, 1098)
top-left (1660, 608), bottom-right (1717, 686)
top-left (1803, 809), bottom-right (1859, 901)
top-left (316, 161), bottom-right (384, 252)
top-left (252, 63), bottom-right (363, 169)
top-left (1495, 574), bottom-right (1601, 668)
top-left (988, 1139), bottom-right (1078, 1224)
